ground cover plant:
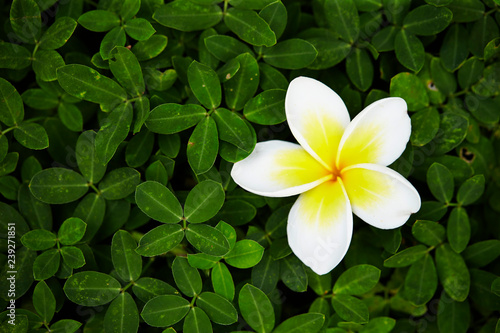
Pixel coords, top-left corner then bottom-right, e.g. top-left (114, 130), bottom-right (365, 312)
top-left (0, 0), bottom-right (500, 332)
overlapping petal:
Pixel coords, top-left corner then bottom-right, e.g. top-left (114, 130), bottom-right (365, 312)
top-left (231, 140), bottom-right (332, 197)
top-left (336, 97), bottom-right (410, 170)
top-left (341, 163), bottom-right (421, 229)
top-left (287, 180), bottom-right (353, 275)
top-left (285, 77), bottom-right (350, 171)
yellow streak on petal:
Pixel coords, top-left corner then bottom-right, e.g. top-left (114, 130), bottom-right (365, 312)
top-left (294, 179), bottom-right (349, 229)
top-left (299, 107), bottom-right (345, 170)
top-left (341, 166), bottom-right (392, 210)
top-left (337, 122), bottom-right (384, 170)
top-left (271, 148), bottom-right (331, 188)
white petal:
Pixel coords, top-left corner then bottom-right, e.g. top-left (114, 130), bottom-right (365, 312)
top-left (231, 140), bottom-right (331, 197)
top-left (287, 180), bottom-right (353, 275)
top-left (285, 77), bottom-right (350, 171)
top-left (336, 97), bottom-right (410, 170)
top-left (341, 163), bottom-right (421, 229)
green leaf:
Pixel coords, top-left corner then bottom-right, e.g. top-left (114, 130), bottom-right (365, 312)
top-left (10, 0), bottom-right (41, 43)
top-left (458, 57), bottom-right (483, 90)
top-left (0, 152), bottom-right (19, 177)
top-left (436, 243), bottom-right (470, 301)
top-left (216, 199), bottom-right (257, 225)
top-left (431, 57), bottom-right (457, 96)
top-left (172, 256), bottom-right (202, 297)
top-left (103, 292), bottom-right (139, 333)
top-left (64, 271), bottom-right (121, 306)
top-left (49, 319), bottom-right (82, 333)
top-left (135, 181), bottom-right (183, 223)
top-left (33, 248), bottom-right (60, 280)
top-left (280, 255), bottom-right (308, 292)
top-left (111, 230), bottom-right (142, 281)
top-left (39, 16), bottom-right (77, 49)
top-left (323, 0), bottom-right (359, 43)
top-left (12, 123), bottom-right (47, 150)
top-left (18, 183), bottom-right (52, 230)
top-left (58, 217), bottom-right (86, 246)
top-left (431, 112), bottom-right (468, 155)
top-left (447, 207), bottom-right (470, 253)
top-left (469, 15), bottom-right (499, 58)
top-left (346, 48), bottom-right (373, 92)
top-left (437, 295), bottom-right (470, 333)
top-left (262, 39), bottom-right (317, 70)
top-left (0, 42), bottom-right (31, 70)
top-left (76, 131), bottom-right (106, 184)
top-left (153, 0), bottom-right (222, 31)
top-left (225, 239), bottom-right (264, 268)
top-left (394, 30), bottom-right (425, 72)
top-left (125, 129), bottom-right (154, 168)
top-left (243, 89), bottom-right (286, 125)
top-left (32, 49), bottom-right (65, 81)
top-left (224, 8), bottom-right (276, 47)
top-left (259, 0), bottom-right (287, 39)
top-left (60, 246), bottom-right (86, 269)
top-left (372, 26), bottom-right (398, 52)
top-left (95, 103), bottom-right (133, 164)
top-left (146, 103), bottom-right (207, 134)
top-left (98, 167), bottom-right (140, 200)
top-left (211, 262), bottom-right (235, 301)
top-left (403, 254), bottom-right (438, 306)
top-left (0, 77), bottom-right (24, 126)
top-left (58, 103), bottom-right (83, 132)
top-left (273, 313), bottom-right (325, 333)
top-left (22, 88), bottom-right (59, 110)
top-left (331, 294), bottom-right (369, 324)
top-left (333, 264), bottom-right (381, 295)
top-left (33, 281), bottom-right (56, 323)
top-left (412, 220), bottom-right (445, 246)
top-left (109, 46), bottom-right (145, 97)
top-left (188, 60), bottom-right (221, 109)
top-left (251, 252), bottom-right (279, 294)
top-left (238, 284), bottom-right (275, 332)
top-left (384, 245), bottom-right (429, 268)
top-left (427, 163), bottom-right (454, 203)
top-left (463, 240), bottom-right (500, 268)
top-left (124, 18), bottom-right (156, 41)
top-left (136, 224), bottom-right (184, 257)
top-left (215, 221), bottom-right (237, 250)
top-left (21, 229), bottom-right (56, 250)
top-left (213, 108), bottom-right (254, 152)
top-left (196, 291), bottom-right (238, 325)
top-left (187, 116), bottom-right (219, 174)
top-left (390, 72), bottom-right (428, 111)
top-left (74, 193), bottom-right (106, 242)
top-left (188, 253), bottom-right (221, 269)
top-left (457, 175), bottom-right (485, 206)
top-left (132, 277), bottom-right (178, 303)
top-left (186, 224), bottom-right (230, 256)
top-left (141, 295), bottom-right (190, 327)
top-left (131, 34), bottom-right (168, 61)
top-left (403, 5), bottom-right (452, 36)
top-left (100, 26), bottom-right (127, 60)
top-left (57, 64), bottom-right (127, 107)
top-left (440, 24), bottom-right (468, 72)
top-left (410, 107), bottom-right (440, 146)
top-left (224, 53), bottom-right (260, 110)
top-left (184, 180), bottom-right (225, 223)
top-left (360, 317), bottom-right (396, 333)
top-left (205, 35), bottom-right (254, 62)
top-left (184, 307), bottom-right (213, 333)
top-left (77, 10), bottom-right (120, 32)
top-left (448, 0), bottom-right (484, 23)
top-left (29, 168), bottom-right (88, 204)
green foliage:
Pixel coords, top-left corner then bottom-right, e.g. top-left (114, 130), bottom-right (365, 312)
top-left (0, 0), bottom-right (499, 332)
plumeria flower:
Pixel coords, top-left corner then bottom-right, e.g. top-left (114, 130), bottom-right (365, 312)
top-left (231, 77), bottom-right (421, 275)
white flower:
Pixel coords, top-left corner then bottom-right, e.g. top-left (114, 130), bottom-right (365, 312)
top-left (231, 77), bottom-right (421, 275)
